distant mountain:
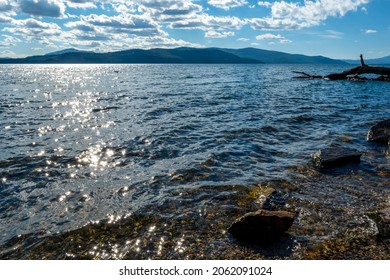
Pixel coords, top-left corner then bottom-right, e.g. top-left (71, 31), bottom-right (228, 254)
top-left (0, 47), bottom-right (347, 64)
top-left (45, 48), bottom-right (93, 56)
top-left (344, 55), bottom-right (390, 65)
top-left (0, 48), bottom-right (259, 64)
top-left (221, 47), bottom-right (347, 64)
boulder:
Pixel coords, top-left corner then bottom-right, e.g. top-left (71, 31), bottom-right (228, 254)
top-left (367, 119), bottom-right (390, 143)
top-left (312, 146), bottom-right (362, 168)
top-left (228, 210), bottom-right (295, 242)
top-left (367, 208), bottom-right (390, 238)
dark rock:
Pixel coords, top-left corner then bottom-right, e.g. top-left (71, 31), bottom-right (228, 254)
top-left (312, 146), bottom-right (362, 168)
top-left (228, 210), bottom-right (295, 242)
top-left (367, 119), bottom-right (390, 143)
top-left (367, 208), bottom-right (390, 237)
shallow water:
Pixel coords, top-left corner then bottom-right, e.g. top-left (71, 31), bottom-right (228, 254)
top-left (0, 64), bottom-right (389, 259)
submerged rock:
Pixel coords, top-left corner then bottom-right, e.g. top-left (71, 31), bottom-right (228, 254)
top-left (387, 140), bottom-right (390, 156)
top-left (244, 185), bottom-right (286, 211)
top-left (367, 208), bottom-right (390, 238)
top-left (312, 146), bottom-right (362, 168)
top-left (228, 210), bottom-right (295, 242)
top-left (367, 119), bottom-right (390, 143)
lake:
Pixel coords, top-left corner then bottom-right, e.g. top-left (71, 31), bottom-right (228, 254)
top-left (0, 64), bottom-right (389, 259)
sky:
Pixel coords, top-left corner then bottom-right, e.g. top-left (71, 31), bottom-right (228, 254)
top-left (0, 0), bottom-right (389, 59)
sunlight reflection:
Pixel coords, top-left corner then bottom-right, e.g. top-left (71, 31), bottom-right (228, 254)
top-left (174, 236), bottom-right (186, 254)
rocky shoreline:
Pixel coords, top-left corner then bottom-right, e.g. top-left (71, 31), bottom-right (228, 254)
top-left (228, 119), bottom-right (390, 244)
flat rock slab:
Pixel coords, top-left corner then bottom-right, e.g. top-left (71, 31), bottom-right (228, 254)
top-left (367, 119), bottom-right (390, 143)
top-left (228, 210), bottom-right (295, 242)
top-left (312, 147), bottom-right (362, 168)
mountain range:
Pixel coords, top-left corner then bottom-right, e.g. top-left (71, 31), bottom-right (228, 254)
top-left (0, 47), bottom-right (348, 64)
top-left (0, 47), bottom-right (388, 65)
top-left (343, 55), bottom-right (390, 65)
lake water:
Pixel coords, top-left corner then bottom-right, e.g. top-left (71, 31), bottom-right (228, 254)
top-left (0, 64), bottom-right (389, 259)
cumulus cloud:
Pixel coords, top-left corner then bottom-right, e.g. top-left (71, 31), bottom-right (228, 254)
top-left (256, 33), bottom-right (291, 44)
top-left (208, 0), bottom-right (248, 10)
top-left (250, 0), bottom-right (370, 30)
top-left (4, 18), bottom-right (62, 42)
top-left (170, 14), bottom-right (245, 30)
top-left (0, 0), bottom-right (12, 12)
top-left (0, 15), bottom-right (12, 22)
top-left (257, 1), bottom-right (272, 8)
top-left (0, 0), bottom-right (372, 54)
top-left (77, 14), bottom-right (164, 36)
top-left (205, 30), bottom-right (235, 38)
top-left (0, 34), bottom-right (21, 47)
top-left (256, 33), bottom-right (284, 40)
top-left (249, 17), bottom-right (302, 30)
top-left (18, 0), bottom-right (66, 17)
top-left (66, 0), bottom-right (97, 9)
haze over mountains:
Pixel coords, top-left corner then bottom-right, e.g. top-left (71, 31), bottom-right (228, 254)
top-left (0, 47), bottom-right (388, 65)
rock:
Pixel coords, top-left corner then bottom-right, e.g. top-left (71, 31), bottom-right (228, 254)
top-left (367, 119), bottom-right (390, 143)
top-left (312, 146), bottom-right (362, 168)
top-left (228, 210), bottom-right (295, 242)
top-left (367, 208), bottom-right (390, 238)
top-left (387, 140), bottom-right (390, 156)
top-left (245, 185), bottom-right (286, 211)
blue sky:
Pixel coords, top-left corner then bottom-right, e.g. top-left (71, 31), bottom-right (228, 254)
top-left (0, 0), bottom-right (389, 59)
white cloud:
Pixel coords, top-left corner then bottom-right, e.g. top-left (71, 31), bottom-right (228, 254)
top-left (256, 33), bottom-right (283, 40)
top-left (170, 14), bottom-right (245, 30)
top-left (208, 0), bottom-right (248, 10)
top-left (77, 13), bottom-right (164, 37)
top-left (66, 0), bottom-right (97, 9)
top-left (256, 33), bottom-right (291, 44)
top-left (365, 29), bottom-right (377, 34)
top-left (0, 34), bottom-right (21, 47)
top-left (0, 0), bottom-right (373, 55)
top-left (257, 1), bottom-right (271, 8)
top-left (279, 38), bottom-right (292, 44)
top-left (19, 0), bottom-right (66, 18)
top-left (0, 15), bottom-right (12, 22)
top-left (250, 0), bottom-right (370, 30)
top-left (113, 4), bottom-right (136, 14)
top-left (249, 17), bottom-right (302, 30)
top-left (4, 18), bottom-right (63, 42)
top-left (205, 30), bottom-right (234, 38)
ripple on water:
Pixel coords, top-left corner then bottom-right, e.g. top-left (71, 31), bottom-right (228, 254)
top-left (0, 64), bottom-right (390, 259)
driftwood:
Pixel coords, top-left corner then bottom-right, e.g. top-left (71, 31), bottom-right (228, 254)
top-left (294, 54), bottom-right (390, 81)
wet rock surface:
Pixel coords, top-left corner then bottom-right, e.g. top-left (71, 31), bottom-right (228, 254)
top-left (367, 119), bottom-right (390, 143)
top-left (312, 146), bottom-right (362, 168)
top-left (243, 184), bottom-right (287, 211)
top-left (367, 208), bottom-right (390, 238)
top-left (228, 210), bottom-right (295, 242)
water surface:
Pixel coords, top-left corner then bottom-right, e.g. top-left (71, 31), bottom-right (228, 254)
top-left (0, 64), bottom-right (389, 259)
